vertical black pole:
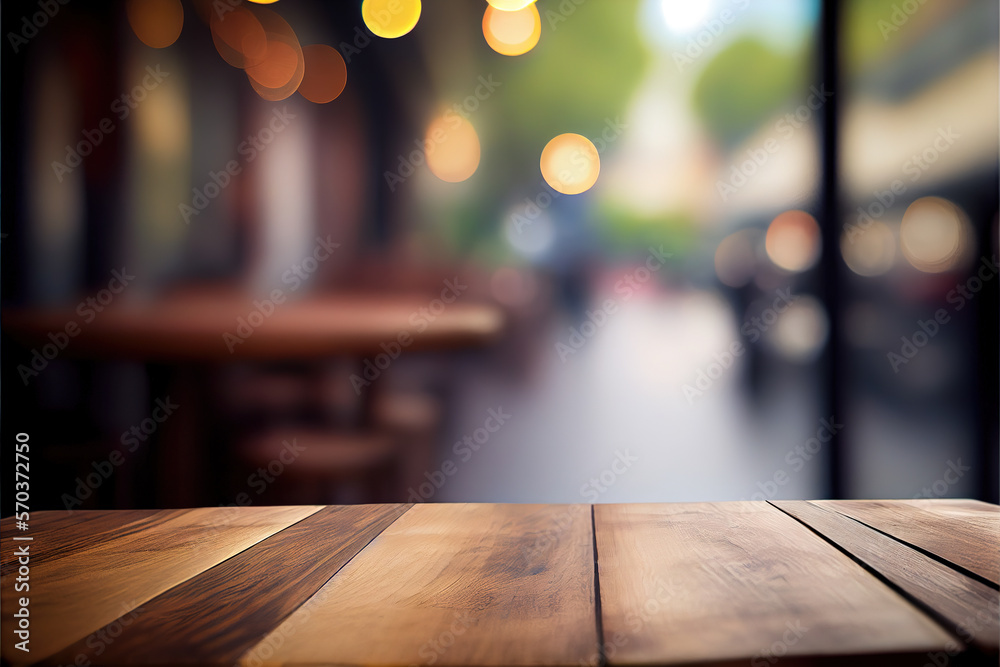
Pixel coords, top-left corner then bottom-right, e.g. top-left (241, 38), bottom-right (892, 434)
top-left (819, 0), bottom-right (845, 499)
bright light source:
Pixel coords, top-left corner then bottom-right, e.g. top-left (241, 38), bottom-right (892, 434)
top-left (659, 0), bottom-right (713, 33)
top-left (362, 0), bottom-right (421, 39)
top-left (540, 133), bottom-right (600, 195)
top-left (765, 210), bottom-right (821, 273)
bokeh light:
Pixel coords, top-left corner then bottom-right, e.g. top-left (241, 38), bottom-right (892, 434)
top-left (841, 220), bottom-right (895, 277)
top-left (764, 295), bottom-right (829, 363)
top-left (210, 6), bottom-right (268, 69)
top-left (425, 114), bottom-right (481, 183)
top-left (298, 45), bottom-right (347, 104)
top-left (659, 0), bottom-right (713, 34)
top-left (486, 0), bottom-right (537, 10)
top-left (540, 134), bottom-right (600, 195)
top-left (246, 0), bottom-right (279, 3)
top-left (482, 4), bottom-right (541, 57)
top-left (245, 7), bottom-right (305, 102)
top-left (765, 210), bottom-right (821, 272)
top-left (900, 196), bottom-right (972, 273)
top-left (362, 0), bottom-right (421, 39)
top-left (714, 229), bottom-right (759, 288)
top-left (505, 209), bottom-right (556, 260)
top-left (127, 0), bottom-right (184, 49)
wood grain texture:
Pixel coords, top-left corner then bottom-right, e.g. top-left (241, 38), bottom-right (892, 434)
top-left (40, 504), bottom-right (410, 666)
top-left (594, 502), bottom-right (955, 666)
top-left (238, 503), bottom-right (598, 667)
top-left (816, 499), bottom-right (1000, 585)
top-left (773, 501), bottom-right (999, 657)
top-left (1, 510), bottom-right (164, 570)
top-left (0, 506), bottom-right (321, 665)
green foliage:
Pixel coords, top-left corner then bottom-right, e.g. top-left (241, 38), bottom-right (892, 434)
top-left (692, 37), bottom-right (806, 147)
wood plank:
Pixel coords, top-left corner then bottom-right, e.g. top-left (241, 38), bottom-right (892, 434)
top-left (773, 501), bottom-right (999, 658)
top-left (0, 506), bottom-right (321, 666)
top-left (816, 500), bottom-right (999, 585)
top-left (594, 502), bottom-right (955, 666)
top-left (896, 498), bottom-right (1000, 533)
top-left (238, 503), bottom-right (598, 667)
top-left (41, 504), bottom-right (410, 667)
top-left (1, 510), bottom-right (169, 570)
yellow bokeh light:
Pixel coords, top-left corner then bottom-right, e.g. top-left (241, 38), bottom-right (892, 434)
top-left (362, 0), bottom-right (421, 39)
top-left (246, 0), bottom-right (279, 3)
top-left (482, 4), bottom-right (541, 56)
top-left (540, 134), bottom-right (600, 195)
top-left (425, 114), bottom-right (481, 183)
top-left (486, 0), bottom-right (537, 10)
top-left (126, 0), bottom-right (184, 49)
top-left (900, 196), bottom-right (971, 273)
top-left (841, 221), bottom-right (895, 277)
top-left (765, 210), bottom-right (821, 272)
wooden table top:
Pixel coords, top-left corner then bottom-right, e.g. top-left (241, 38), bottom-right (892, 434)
top-left (1, 500), bottom-right (997, 666)
top-left (2, 290), bottom-right (504, 360)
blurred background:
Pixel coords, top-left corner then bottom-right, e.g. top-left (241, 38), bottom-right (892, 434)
top-left (2, 0), bottom-right (997, 514)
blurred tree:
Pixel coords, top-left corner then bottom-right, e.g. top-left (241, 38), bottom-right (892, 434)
top-left (692, 37), bottom-right (806, 148)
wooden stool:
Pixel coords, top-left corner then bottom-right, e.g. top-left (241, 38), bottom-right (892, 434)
top-left (237, 430), bottom-right (398, 504)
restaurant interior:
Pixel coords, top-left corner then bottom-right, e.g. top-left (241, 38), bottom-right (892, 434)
top-left (2, 0), bottom-right (997, 515)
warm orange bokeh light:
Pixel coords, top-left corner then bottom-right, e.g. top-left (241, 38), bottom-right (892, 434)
top-left (765, 210), bottom-right (821, 272)
top-left (482, 3), bottom-right (541, 56)
top-left (210, 6), bottom-right (268, 69)
top-left (246, 40), bottom-right (298, 89)
top-left (486, 0), bottom-right (537, 10)
top-left (245, 7), bottom-right (304, 101)
top-left (540, 134), bottom-right (600, 195)
top-left (362, 0), bottom-right (421, 39)
top-left (425, 114), bottom-right (481, 183)
top-left (298, 45), bottom-right (348, 104)
top-left (127, 0), bottom-right (184, 49)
